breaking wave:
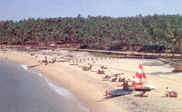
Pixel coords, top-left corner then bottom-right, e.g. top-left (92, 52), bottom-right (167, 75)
top-left (37, 72), bottom-right (43, 77)
top-left (20, 64), bottom-right (90, 112)
top-left (20, 64), bottom-right (28, 70)
top-left (47, 80), bottom-right (73, 98)
top-left (43, 76), bottom-right (90, 112)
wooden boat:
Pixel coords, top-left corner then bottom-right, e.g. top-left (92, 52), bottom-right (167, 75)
top-left (134, 84), bottom-right (155, 96)
top-left (172, 65), bottom-right (182, 72)
top-left (105, 89), bottom-right (133, 97)
top-left (135, 87), bottom-right (152, 92)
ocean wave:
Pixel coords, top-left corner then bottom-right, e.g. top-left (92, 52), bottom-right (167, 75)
top-left (77, 102), bottom-right (90, 112)
top-left (46, 79), bottom-right (73, 98)
top-left (46, 79), bottom-right (90, 112)
top-left (21, 66), bottom-right (90, 112)
top-left (27, 69), bottom-right (73, 99)
top-left (27, 70), bottom-right (74, 99)
top-left (36, 72), bottom-right (43, 77)
top-left (19, 64), bottom-right (76, 99)
top-left (21, 64), bottom-right (28, 70)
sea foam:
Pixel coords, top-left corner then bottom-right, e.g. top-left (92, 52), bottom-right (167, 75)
top-left (37, 72), bottom-right (43, 77)
top-left (44, 76), bottom-right (90, 111)
top-left (20, 64), bottom-right (74, 98)
top-left (21, 64), bottom-right (28, 70)
top-left (45, 77), bottom-right (73, 98)
top-left (20, 64), bottom-right (90, 112)
top-left (77, 101), bottom-right (90, 112)
top-left (47, 80), bottom-right (90, 112)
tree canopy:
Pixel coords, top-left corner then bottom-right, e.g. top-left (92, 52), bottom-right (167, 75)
top-left (0, 14), bottom-right (182, 53)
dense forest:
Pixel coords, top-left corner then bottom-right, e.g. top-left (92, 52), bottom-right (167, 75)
top-left (0, 14), bottom-right (182, 53)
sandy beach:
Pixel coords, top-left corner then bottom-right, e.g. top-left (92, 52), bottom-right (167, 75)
top-left (1, 48), bottom-right (182, 112)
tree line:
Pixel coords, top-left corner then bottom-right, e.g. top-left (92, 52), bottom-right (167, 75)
top-left (0, 14), bottom-right (182, 53)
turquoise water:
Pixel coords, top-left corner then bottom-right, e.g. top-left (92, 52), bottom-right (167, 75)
top-left (0, 59), bottom-right (89, 112)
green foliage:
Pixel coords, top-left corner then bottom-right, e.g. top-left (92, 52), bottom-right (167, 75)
top-left (0, 14), bottom-right (182, 52)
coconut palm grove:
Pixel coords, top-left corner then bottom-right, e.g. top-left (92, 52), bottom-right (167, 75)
top-left (0, 14), bottom-right (182, 53)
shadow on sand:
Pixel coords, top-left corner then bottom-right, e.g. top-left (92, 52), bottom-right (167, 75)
top-left (148, 71), bottom-right (179, 75)
top-left (134, 94), bottom-right (148, 97)
top-left (97, 95), bottom-right (124, 102)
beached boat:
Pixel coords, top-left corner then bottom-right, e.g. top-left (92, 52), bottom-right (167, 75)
top-left (172, 65), bottom-right (182, 72)
top-left (105, 89), bottom-right (133, 97)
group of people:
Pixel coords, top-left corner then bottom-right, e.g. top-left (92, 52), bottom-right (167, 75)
top-left (120, 64), bottom-right (147, 90)
top-left (40, 56), bottom-right (57, 65)
top-left (121, 64), bottom-right (178, 97)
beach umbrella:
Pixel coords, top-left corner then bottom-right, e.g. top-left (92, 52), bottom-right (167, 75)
top-left (132, 64), bottom-right (146, 88)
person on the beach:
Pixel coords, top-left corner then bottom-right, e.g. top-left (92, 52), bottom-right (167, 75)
top-left (166, 87), bottom-right (178, 97)
top-left (123, 80), bottom-right (129, 90)
top-left (44, 56), bottom-right (48, 65)
top-left (88, 63), bottom-right (92, 71)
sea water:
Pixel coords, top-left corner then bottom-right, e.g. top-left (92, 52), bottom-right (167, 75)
top-left (0, 59), bottom-right (90, 112)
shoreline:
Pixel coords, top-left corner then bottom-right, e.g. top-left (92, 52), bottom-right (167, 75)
top-left (0, 49), bottom-right (125, 112)
top-left (1, 49), bottom-right (182, 112)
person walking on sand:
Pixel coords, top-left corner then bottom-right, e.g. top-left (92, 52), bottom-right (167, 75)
top-left (165, 87), bottom-right (178, 97)
top-left (88, 63), bottom-right (92, 71)
top-left (44, 56), bottom-right (48, 65)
